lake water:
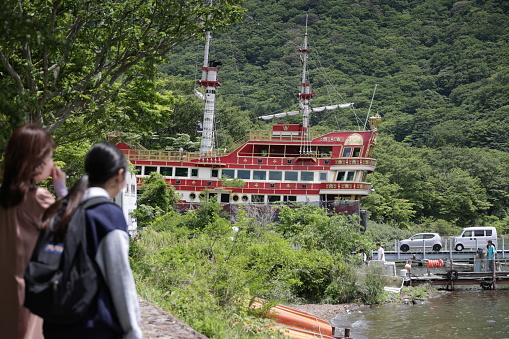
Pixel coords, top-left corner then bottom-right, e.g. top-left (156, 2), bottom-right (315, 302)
top-left (331, 290), bottom-right (509, 338)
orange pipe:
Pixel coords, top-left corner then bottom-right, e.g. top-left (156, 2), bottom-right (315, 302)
top-left (252, 300), bottom-right (333, 337)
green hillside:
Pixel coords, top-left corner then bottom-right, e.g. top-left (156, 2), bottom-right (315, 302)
top-left (157, 0), bottom-right (509, 230)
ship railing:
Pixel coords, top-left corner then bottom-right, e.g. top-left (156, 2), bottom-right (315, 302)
top-left (249, 130), bottom-right (324, 141)
top-left (122, 149), bottom-right (227, 162)
top-left (329, 158), bottom-right (377, 166)
top-left (320, 182), bottom-right (373, 191)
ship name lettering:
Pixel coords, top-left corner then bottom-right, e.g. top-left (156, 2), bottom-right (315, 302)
top-left (319, 137), bottom-right (344, 142)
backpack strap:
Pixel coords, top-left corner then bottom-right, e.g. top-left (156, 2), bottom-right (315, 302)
top-left (82, 196), bottom-right (115, 210)
top-left (63, 197), bottom-right (115, 266)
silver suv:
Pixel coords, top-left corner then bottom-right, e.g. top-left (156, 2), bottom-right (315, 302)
top-left (399, 233), bottom-right (442, 252)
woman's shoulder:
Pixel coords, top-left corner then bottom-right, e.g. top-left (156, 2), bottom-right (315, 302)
top-left (86, 200), bottom-right (127, 230)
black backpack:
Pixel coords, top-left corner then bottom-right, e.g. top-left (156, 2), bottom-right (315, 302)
top-left (24, 197), bottom-right (113, 324)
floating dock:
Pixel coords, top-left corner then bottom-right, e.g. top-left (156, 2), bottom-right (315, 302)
top-left (404, 257), bottom-right (509, 290)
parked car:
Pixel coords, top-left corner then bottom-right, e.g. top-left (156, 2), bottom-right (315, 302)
top-left (453, 226), bottom-right (498, 251)
top-left (399, 233), bottom-right (442, 252)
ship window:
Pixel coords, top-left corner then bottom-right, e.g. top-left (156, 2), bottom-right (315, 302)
top-left (175, 179), bottom-right (181, 184)
top-left (283, 196), bottom-right (297, 202)
top-left (287, 159), bottom-right (292, 164)
top-left (135, 166), bottom-right (142, 174)
top-left (337, 171), bottom-right (346, 181)
top-left (301, 172), bottom-right (314, 181)
top-left (220, 194), bottom-right (230, 203)
top-left (237, 170), bottom-right (251, 180)
top-left (268, 195), bottom-right (281, 202)
top-left (211, 169), bottom-right (218, 177)
top-left (232, 194), bottom-right (239, 202)
top-left (269, 171), bottom-right (282, 180)
top-left (160, 167), bottom-right (173, 176)
top-left (252, 195), bottom-right (265, 203)
top-left (346, 172), bottom-right (355, 181)
top-left (270, 183), bottom-right (275, 188)
top-left (206, 181), bottom-right (212, 186)
top-left (189, 193), bottom-right (196, 200)
top-left (222, 169), bottom-right (235, 178)
top-left (337, 171), bottom-right (355, 181)
top-left (175, 167), bottom-right (188, 177)
top-left (257, 159), bottom-right (263, 163)
top-left (352, 147), bottom-right (361, 157)
top-left (241, 195), bottom-right (249, 202)
top-left (284, 171), bottom-right (298, 181)
top-left (145, 166), bottom-right (158, 175)
top-left (320, 172), bottom-right (327, 180)
top-left (191, 168), bottom-right (198, 177)
top-left (253, 170), bottom-right (266, 180)
top-left (301, 184), bottom-right (307, 189)
top-left (342, 147), bottom-right (362, 157)
top-left (324, 160), bottom-right (330, 164)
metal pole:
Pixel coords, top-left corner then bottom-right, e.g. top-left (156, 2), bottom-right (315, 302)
top-left (492, 258), bottom-right (497, 290)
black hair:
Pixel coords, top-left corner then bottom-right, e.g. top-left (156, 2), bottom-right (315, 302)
top-left (85, 143), bottom-right (127, 185)
top-left (43, 143), bottom-right (127, 241)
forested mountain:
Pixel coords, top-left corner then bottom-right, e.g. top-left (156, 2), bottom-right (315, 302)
top-left (155, 0), bottom-right (509, 231)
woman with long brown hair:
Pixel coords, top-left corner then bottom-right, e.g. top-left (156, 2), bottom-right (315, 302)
top-left (0, 124), bottom-right (66, 339)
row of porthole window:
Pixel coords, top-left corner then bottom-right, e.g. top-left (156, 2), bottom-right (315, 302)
top-left (188, 193), bottom-right (298, 203)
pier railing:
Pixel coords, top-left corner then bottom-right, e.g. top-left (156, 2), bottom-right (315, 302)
top-left (379, 237), bottom-right (509, 261)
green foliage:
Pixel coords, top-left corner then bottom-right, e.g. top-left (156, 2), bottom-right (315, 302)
top-left (403, 283), bottom-right (436, 300)
top-left (131, 173), bottom-right (179, 227)
top-left (130, 202), bottom-right (385, 338)
top-left (364, 221), bottom-right (413, 249)
top-left (276, 204), bottom-right (371, 256)
top-left (0, 0), bottom-right (244, 146)
top-left (219, 174), bottom-right (246, 189)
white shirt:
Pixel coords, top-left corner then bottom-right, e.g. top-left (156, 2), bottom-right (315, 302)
top-left (377, 246), bottom-right (385, 262)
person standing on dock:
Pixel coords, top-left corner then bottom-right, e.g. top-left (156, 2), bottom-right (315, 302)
top-left (376, 243), bottom-right (385, 262)
top-left (487, 240), bottom-right (496, 271)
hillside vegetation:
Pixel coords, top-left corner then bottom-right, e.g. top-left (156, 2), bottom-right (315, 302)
top-left (152, 0), bottom-right (509, 231)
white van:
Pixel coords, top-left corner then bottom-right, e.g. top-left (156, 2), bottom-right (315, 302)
top-left (453, 226), bottom-right (498, 251)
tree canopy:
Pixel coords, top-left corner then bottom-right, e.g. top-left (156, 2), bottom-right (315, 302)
top-left (0, 0), bottom-right (244, 145)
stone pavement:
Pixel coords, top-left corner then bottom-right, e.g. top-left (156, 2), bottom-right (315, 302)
top-left (139, 297), bottom-right (208, 339)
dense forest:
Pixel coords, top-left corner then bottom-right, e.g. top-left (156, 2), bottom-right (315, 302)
top-left (151, 0), bottom-right (509, 232)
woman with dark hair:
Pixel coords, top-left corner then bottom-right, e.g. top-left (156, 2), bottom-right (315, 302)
top-left (0, 124), bottom-right (67, 339)
top-left (43, 142), bottom-right (141, 339)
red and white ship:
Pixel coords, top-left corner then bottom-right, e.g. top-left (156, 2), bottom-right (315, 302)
top-left (116, 27), bottom-right (381, 214)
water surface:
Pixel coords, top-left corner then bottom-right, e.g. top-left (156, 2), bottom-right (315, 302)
top-left (332, 290), bottom-right (509, 338)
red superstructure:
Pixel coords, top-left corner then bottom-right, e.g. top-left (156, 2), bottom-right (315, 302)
top-left (116, 25), bottom-right (381, 213)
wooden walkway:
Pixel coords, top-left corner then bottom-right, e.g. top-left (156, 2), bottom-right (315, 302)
top-left (407, 270), bottom-right (509, 290)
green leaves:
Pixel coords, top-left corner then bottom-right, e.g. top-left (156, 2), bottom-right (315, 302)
top-left (0, 0), bottom-right (244, 146)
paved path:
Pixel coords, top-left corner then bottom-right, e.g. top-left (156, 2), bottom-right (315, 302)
top-left (139, 298), bottom-right (208, 339)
